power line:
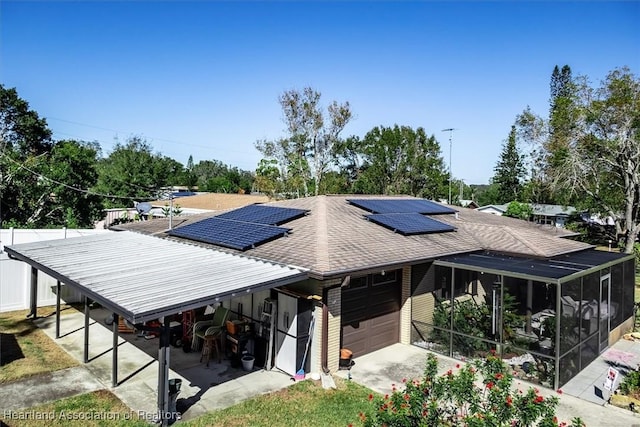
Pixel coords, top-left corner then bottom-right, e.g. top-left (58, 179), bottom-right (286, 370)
top-left (45, 117), bottom-right (260, 170)
top-left (46, 116), bottom-right (243, 156)
top-left (1, 153), bottom-right (157, 203)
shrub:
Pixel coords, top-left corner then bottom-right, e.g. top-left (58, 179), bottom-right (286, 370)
top-left (619, 369), bottom-right (640, 399)
top-left (353, 352), bottom-right (584, 427)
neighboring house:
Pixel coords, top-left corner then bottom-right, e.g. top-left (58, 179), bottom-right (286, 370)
top-left (476, 203), bottom-right (577, 228)
top-left (96, 193), bottom-right (271, 228)
top-left (459, 199), bottom-right (479, 209)
top-left (531, 203), bottom-right (576, 228)
top-left (6, 195), bottom-right (635, 405)
top-left (475, 203), bottom-right (509, 216)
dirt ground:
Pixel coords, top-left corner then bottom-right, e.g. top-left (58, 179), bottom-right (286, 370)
top-left (151, 193), bottom-right (271, 211)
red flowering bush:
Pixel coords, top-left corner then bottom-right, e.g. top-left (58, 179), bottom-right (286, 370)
top-left (355, 353), bottom-right (585, 427)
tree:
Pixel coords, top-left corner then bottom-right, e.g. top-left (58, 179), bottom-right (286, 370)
top-left (254, 159), bottom-right (282, 197)
top-left (516, 107), bottom-right (554, 204)
top-left (0, 84), bottom-right (53, 227)
top-left (519, 67), bottom-right (640, 252)
top-left (39, 139), bottom-right (103, 228)
top-left (332, 135), bottom-right (364, 191)
top-left (191, 159), bottom-right (253, 194)
top-left (94, 137), bottom-right (181, 208)
top-left (492, 125), bottom-right (527, 204)
top-left (582, 67), bottom-right (640, 252)
top-left (351, 125), bottom-right (448, 199)
top-left (504, 201), bottom-right (533, 221)
top-left (549, 65), bottom-right (579, 156)
top-left (255, 87), bottom-right (353, 197)
top-left (0, 84), bottom-right (52, 155)
top-left (544, 65), bottom-right (582, 204)
top-left (184, 155), bottom-right (198, 191)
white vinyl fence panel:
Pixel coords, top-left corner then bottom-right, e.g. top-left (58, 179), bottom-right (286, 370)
top-left (0, 228), bottom-right (112, 313)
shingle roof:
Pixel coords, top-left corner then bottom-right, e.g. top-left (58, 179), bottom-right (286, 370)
top-left (115, 195), bottom-right (593, 278)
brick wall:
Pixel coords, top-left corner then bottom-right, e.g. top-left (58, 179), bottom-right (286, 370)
top-left (400, 266), bottom-right (412, 344)
top-left (326, 285), bottom-right (342, 373)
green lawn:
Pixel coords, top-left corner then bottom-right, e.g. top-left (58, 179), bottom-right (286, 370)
top-left (0, 307), bottom-right (78, 384)
top-left (0, 390), bottom-right (149, 427)
top-left (181, 378), bottom-right (372, 427)
top-left (0, 379), bottom-right (373, 427)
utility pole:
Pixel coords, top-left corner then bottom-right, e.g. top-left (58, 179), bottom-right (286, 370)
top-left (442, 128), bottom-right (456, 205)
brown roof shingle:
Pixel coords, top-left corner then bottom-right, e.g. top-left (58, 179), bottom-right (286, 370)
top-left (115, 195), bottom-right (593, 278)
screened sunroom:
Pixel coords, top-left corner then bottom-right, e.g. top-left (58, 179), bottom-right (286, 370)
top-left (410, 249), bottom-right (636, 389)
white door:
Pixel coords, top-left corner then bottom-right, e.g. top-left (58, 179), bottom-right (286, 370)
top-left (275, 292), bottom-right (298, 375)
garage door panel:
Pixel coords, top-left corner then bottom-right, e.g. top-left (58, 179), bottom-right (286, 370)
top-left (341, 306), bottom-right (367, 324)
top-left (341, 272), bottom-right (401, 357)
top-left (369, 300), bottom-right (399, 316)
top-left (342, 323), bottom-right (368, 356)
top-left (371, 311), bottom-right (398, 328)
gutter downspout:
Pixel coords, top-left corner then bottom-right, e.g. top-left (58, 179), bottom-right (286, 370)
top-left (321, 299), bottom-right (329, 373)
top-left (322, 276), bottom-right (350, 373)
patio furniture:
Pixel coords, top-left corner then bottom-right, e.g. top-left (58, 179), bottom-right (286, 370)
top-left (200, 332), bottom-right (222, 366)
top-left (191, 306), bottom-right (230, 351)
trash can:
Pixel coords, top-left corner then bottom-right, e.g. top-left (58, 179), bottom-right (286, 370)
top-left (168, 379), bottom-right (182, 414)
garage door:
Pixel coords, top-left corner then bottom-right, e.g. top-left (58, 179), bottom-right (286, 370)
top-left (341, 270), bottom-right (401, 357)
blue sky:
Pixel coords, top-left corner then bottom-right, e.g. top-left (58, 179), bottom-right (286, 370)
top-left (2, 1), bottom-right (638, 185)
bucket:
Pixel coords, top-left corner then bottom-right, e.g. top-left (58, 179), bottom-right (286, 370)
top-left (241, 355), bottom-right (255, 371)
top-left (339, 348), bottom-right (353, 369)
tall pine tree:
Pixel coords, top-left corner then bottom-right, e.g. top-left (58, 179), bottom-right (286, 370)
top-left (492, 125), bottom-right (526, 204)
top-left (548, 65), bottom-right (578, 163)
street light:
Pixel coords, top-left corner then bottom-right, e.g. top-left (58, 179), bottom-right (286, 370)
top-left (442, 128), bottom-right (456, 205)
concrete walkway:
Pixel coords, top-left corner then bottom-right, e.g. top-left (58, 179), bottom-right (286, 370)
top-left (0, 366), bottom-right (104, 412)
top-left (0, 309), bottom-right (299, 423)
top-left (336, 343), bottom-right (640, 427)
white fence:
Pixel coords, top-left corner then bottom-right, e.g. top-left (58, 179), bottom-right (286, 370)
top-left (0, 228), bottom-right (112, 313)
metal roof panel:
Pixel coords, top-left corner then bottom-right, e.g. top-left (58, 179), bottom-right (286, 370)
top-left (5, 231), bottom-right (307, 323)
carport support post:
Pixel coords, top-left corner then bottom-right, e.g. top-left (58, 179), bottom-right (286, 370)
top-left (84, 297), bottom-right (90, 363)
top-left (157, 318), bottom-right (171, 426)
top-left (28, 267), bottom-right (38, 318)
top-left (112, 313), bottom-right (119, 387)
top-left (55, 280), bottom-right (61, 338)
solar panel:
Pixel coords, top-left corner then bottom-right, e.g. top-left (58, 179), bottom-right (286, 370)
top-left (348, 199), bottom-right (456, 215)
top-left (366, 213), bottom-right (455, 235)
top-left (217, 204), bottom-right (307, 225)
top-left (168, 217), bottom-right (290, 251)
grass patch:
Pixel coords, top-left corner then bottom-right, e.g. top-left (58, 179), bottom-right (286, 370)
top-left (182, 377), bottom-right (374, 427)
top-left (0, 307), bottom-right (78, 384)
top-left (0, 375), bottom-right (377, 427)
top-left (0, 390), bottom-right (149, 427)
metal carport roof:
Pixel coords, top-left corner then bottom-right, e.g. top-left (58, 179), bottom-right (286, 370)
top-left (434, 249), bottom-right (633, 283)
top-left (5, 231), bottom-right (308, 323)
